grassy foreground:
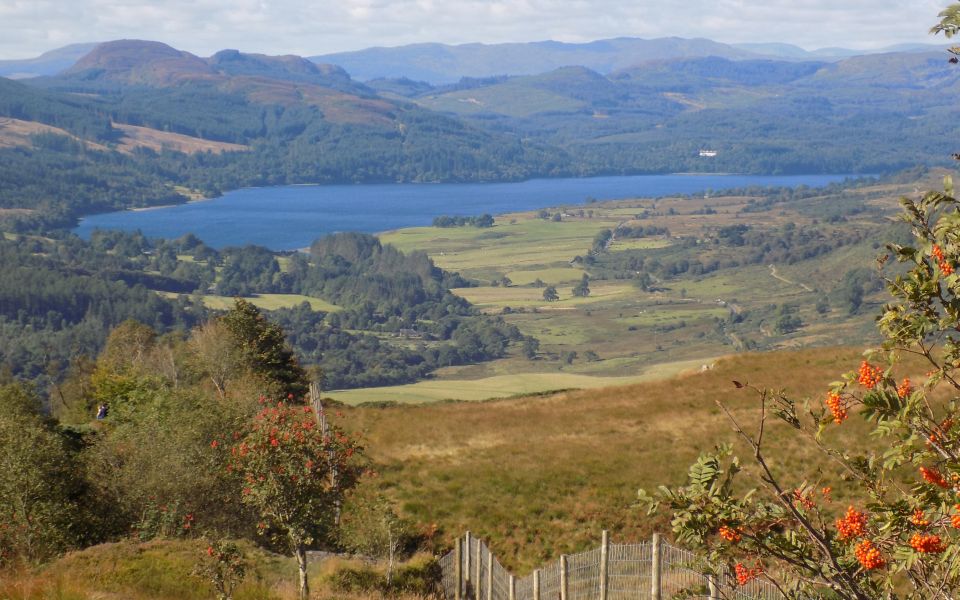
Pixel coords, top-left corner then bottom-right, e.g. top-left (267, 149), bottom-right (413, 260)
top-left (1, 539), bottom-right (432, 600)
top-left (342, 346), bottom-right (910, 571)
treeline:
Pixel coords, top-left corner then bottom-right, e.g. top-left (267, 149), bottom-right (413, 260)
top-left (432, 214), bottom-right (494, 228)
top-left (0, 301), bottom-right (313, 566)
top-left (590, 224), bottom-right (671, 254)
top-left (0, 230), bottom-right (527, 391)
top-left (584, 221), bottom-right (874, 286)
top-left (0, 235), bottom-right (206, 381)
top-left (272, 303), bottom-right (522, 389)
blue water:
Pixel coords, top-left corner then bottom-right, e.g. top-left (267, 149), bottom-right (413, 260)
top-left (75, 174), bottom-right (859, 250)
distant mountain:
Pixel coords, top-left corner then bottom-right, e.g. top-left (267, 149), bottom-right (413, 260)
top-left (732, 43), bottom-right (815, 59)
top-left (0, 43), bottom-right (99, 79)
top-left (0, 39), bottom-right (569, 228)
top-left (310, 37), bottom-right (762, 83)
top-left (733, 41), bottom-right (950, 60)
top-left (400, 50), bottom-right (960, 175)
top-left (58, 40), bottom-right (371, 96)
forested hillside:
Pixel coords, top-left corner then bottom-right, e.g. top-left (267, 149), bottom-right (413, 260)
top-left (0, 229), bottom-right (523, 391)
top-left (2, 40), bottom-right (960, 234)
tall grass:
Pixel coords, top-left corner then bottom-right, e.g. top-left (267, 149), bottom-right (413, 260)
top-left (0, 540), bottom-right (433, 600)
top-left (343, 347), bottom-right (919, 571)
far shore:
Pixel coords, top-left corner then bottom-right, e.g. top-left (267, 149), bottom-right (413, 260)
top-left (129, 195), bottom-right (213, 212)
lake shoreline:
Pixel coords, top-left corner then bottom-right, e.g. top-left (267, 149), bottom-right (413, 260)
top-left (76, 173), bottom-right (866, 250)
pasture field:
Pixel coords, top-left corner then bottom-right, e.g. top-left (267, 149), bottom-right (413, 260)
top-left (161, 292), bottom-right (341, 312)
top-left (371, 178), bottom-right (922, 404)
top-left (328, 357), bottom-right (709, 404)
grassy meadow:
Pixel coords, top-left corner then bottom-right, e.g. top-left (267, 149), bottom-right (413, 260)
top-left (340, 346), bottom-right (920, 571)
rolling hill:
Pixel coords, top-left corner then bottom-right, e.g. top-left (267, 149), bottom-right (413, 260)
top-left (388, 51), bottom-right (960, 175)
top-left (311, 37), bottom-right (763, 84)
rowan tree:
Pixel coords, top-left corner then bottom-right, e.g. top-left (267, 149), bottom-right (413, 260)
top-left (226, 399), bottom-right (363, 600)
top-left (643, 180), bottom-right (960, 598)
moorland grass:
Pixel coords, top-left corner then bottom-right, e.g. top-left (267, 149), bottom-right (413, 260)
top-left (341, 347), bottom-right (918, 571)
top-left (0, 540), bottom-right (433, 600)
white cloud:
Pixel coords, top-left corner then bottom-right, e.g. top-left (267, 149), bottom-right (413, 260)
top-left (0, 0), bottom-right (950, 60)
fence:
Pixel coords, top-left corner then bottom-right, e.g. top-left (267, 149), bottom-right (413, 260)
top-left (439, 531), bottom-right (781, 600)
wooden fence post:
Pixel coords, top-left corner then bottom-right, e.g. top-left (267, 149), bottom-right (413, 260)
top-left (559, 555), bottom-right (568, 600)
top-left (599, 530), bottom-right (609, 600)
top-left (465, 532), bottom-right (472, 584)
top-left (651, 532), bottom-right (661, 600)
top-left (475, 539), bottom-right (482, 597)
top-left (455, 537), bottom-right (463, 600)
top-left (533, 569), bottom-right (541, 600)
top-left (707, 573), bottom-right (719, 600)
top-left (486, 547), bottom-right (493, 600)
top-left (509, 575), bottom-right (516, 600)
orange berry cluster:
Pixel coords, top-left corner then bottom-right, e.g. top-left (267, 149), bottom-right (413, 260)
top-left (909, 509), bottom-right (930, 527)
top-left (718, 525), bottom-right (741, 543)
top-left (929, 418), bottom-right (954, 445)
top-left (896, 377), bottom-right (912, 399)
top-left (734, 562), bottom-right (763, 586)
top-left (920, 466), bottom-right (950, 488)
top-left (825, 391), bottom-right (847, 424)
top-left (854, 539), bottom-right (886, 570)
top-left (952, 505), bottom-right (960, 530)
top-left (909, 533), bottom-right (946, 554)
top-left (857, 361), bottom-right (883, 389)
top-left (835, 506), bottom-right (868, 540)
top-left (933, 244), bottom-right (954, 276)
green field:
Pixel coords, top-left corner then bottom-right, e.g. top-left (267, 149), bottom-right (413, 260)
top-left (161, 292), bottom-right (341, 312)
top-left (452, 280), bottom-right (634, 309)
top-left (328, 357), bottom-right (712, 404)
top-left (609, 238), bottom-right (672, 251)
top-left (371, 178), bottom-right (918, 404)
top-left (380, 214), bottom-right (616, 281)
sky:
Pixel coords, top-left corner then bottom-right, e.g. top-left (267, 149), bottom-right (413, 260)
top-left (0, 0), bottom-right (951, 60)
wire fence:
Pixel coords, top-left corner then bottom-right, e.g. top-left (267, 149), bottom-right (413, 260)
top-left (440, 532), bottom-right (783, 600)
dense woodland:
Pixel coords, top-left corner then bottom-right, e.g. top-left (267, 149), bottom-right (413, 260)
top-left (0, 230), bottom-right (523, 391)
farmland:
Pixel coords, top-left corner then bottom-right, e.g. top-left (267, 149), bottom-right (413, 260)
top-left (367, 173), bottom-right (929, 404)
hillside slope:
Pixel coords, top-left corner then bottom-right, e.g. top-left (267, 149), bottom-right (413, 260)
top-left (311, 37), bottom-right (762, 83)
top-left (343, 347), bottom-right (887, 570)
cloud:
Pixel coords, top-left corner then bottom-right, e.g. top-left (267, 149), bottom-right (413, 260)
top-left (0, 0), bottom-right (949, 60)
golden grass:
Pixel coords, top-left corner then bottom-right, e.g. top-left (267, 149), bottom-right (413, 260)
top-left (608, 239), bottom-right (672, 252)
top-left (0, 540), bottom-right (432, 600)
top-left (166, 293), bottom-right (341, 312)
top-left (0, 117), bottom-right (108, 151)
top-left (113, 123), bottom-right (249, 155)
top-left (340, 347), bottom-right (924, 571)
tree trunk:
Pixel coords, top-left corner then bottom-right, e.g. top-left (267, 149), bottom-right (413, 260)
top-left (295, 543), bottom-right (309, 600)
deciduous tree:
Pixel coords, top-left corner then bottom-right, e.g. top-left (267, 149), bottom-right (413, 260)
top-left (227, 400), bottom-right (363, 600)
